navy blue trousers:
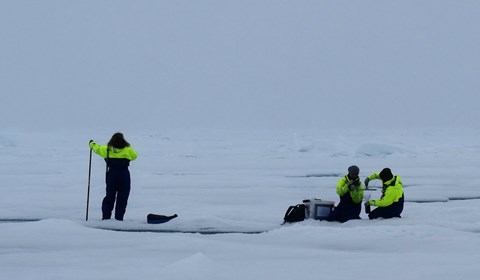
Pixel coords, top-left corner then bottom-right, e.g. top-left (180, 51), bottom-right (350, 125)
top-left (369, 195), bottom-right (404, 220)
top-left (326, 194), bottom-right (362, 223)
top-left (102, 168), bottom-right (131, 221)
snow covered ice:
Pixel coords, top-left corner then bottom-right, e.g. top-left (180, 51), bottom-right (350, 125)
top-left (1, 1), bottom-right (480, 279)
top-left (1, 128), bottom-right (480, 280)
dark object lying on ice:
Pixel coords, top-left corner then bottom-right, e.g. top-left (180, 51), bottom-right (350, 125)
top-left (147, 213), bottom-right (178, 224)
top-left (282, 204), bottom-right (307, 224)
top-left (282, 199), bottom-right (335, 224)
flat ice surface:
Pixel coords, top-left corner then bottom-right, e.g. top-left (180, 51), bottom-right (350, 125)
top-left (1, 128), bottom-right (480, 279)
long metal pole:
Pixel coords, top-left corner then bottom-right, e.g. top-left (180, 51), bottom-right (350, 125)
top-left (86, 148), bottom-right (92, 221)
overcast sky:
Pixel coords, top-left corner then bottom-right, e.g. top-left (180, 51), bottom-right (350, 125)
top-left (1, 1), bottom-right (479, 131)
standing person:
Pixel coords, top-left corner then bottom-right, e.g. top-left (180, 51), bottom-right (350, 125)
top-left (326, 165), bottom-right (364, 223)
top-left (89, 132), bottom-right (137, 221)
top-left (364, 168), bottom-right (404, 219)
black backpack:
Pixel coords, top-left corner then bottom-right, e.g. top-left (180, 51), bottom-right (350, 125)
top-left (282, 204), bottom-right (307, 224)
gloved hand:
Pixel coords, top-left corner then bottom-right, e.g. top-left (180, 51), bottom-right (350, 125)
top-left (348, 179), bottom-right (360, 191)
top-left (364, 178), bottom-right (370, 188)
top-left (364, 200), bottom-right (371, 214)
top-left (369, 200), bottom-right (376, 206)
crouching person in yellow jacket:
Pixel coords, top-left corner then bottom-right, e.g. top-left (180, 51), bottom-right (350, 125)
top-left (364, 168), bottom-right (404, 219)
top-left (326, 165), bottom-right (364, 223)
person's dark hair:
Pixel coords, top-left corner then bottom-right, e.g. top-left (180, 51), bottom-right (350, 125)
top-left (108, 132), bottom-right (130, 149)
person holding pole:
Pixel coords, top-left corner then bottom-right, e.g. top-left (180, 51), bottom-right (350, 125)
top-left (364, 168), bottom-right (404, 219)
top-left (89, 132), bottom-right (137, 221)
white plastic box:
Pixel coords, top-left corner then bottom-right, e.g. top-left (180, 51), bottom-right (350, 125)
top-left (303, 198), bottom-right (335, 220)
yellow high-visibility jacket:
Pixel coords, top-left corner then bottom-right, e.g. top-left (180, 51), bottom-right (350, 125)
top-left (367, 172), bottom-right (403, 207)
top-left (336, 176), bottom-right (364, 204)
top-left (89, 142), bottom-right (137, 166)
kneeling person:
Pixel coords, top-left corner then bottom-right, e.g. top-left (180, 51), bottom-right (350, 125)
top-left (365, 168), bottom-right (404, 219)
top-left (327, 165), bottom-right (364, 223)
